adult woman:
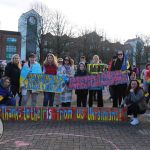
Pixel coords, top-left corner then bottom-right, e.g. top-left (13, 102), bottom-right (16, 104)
top-left (21, 53), bottom-right (42, 106)
top-left (43, 53), bottom-right (58, 106)
top-left (57, 56), bottom-right (75, 107)
top-left (111, 50), bottom-right (130, 107)
top-left (88, 55), bottom-right (103, 107)
top-left (5, 54), bottom-right (21, 105)
top-left (123, 80), bottom-right (146, 125)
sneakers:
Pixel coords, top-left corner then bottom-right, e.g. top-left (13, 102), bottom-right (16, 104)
top-left (130, 118), bottom-right (139, 125)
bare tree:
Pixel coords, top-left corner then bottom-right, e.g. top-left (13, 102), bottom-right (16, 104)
top-left (30, 2), bottom-right (53, 63)
top-left (50, 11), bottom-right (74, 56)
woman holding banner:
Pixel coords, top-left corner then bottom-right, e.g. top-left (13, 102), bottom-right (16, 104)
top-left (57, 56), bottom-right (75, 107)
top-left (111, 50), bottom-right (130, 107)
top-left (43, 53), bottom-right (58, 107)
top-left (88, 55), bottom-right (104, 107)
top-left (20, 53), bottom-right (42, 106)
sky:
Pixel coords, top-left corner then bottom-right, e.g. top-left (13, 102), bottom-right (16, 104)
top-left (0, 0), bottom-right (150, 43)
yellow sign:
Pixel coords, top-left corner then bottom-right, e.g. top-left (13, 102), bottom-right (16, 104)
top-left (87, 64), bottom-right (108, 74)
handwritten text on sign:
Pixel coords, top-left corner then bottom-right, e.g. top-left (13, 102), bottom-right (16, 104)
top-left (24, 74), bottom-right (68, 93)
top-left (69, 71), bottom-right (129, 89)
top-left (101, 71), bottom-right (129, 86)
top-left (69, 74), bottom-right (101, 89)
top-left (0, 107), bottom-right (127, 121)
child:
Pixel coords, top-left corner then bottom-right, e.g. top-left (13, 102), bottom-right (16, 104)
top-left (0, 77), bottom-right (16, 106)
top-left (75, 62), bottom-right (88, 107)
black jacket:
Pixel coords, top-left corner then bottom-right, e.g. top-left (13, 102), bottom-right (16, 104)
top-left (75, 69), bottom-right (88, 95)
top-left (111, 58), bottom-right (123, 71)
top-left (5, 62), bottom-right (21, 87)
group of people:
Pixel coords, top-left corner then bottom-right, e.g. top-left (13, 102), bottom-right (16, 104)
top-left (0, 50), bottom-right (149, 125)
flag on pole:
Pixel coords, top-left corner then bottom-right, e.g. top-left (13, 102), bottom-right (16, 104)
top-left (121, 50), bottom-right (130, 71)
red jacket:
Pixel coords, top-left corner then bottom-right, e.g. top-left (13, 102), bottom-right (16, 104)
top-left (43, 64), bottom-right (57, 75)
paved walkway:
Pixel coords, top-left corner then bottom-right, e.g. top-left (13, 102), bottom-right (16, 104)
top-left (1, 89), bottom-right (150, 150)
top-left (0, 111), bottom-right (150, 150)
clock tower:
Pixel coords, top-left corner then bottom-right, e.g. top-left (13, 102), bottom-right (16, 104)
top-left (18, 9), bottom-right (42, 60)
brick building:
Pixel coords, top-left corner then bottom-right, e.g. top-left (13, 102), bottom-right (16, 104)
top-left (0, 30), bottom-right (21, 61)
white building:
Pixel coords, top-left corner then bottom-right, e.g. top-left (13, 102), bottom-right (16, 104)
top-left (124, 38), bottom-right (144, 66)
top-left (18, 9), bottom-right (42, 60)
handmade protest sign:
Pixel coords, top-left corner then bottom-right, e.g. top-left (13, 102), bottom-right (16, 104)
top-left (101, 71), bottom-right (129, 86)
top-left (23, 74), bottom-right (68, 93)
top-left (69, 71), bottom-right (129, 89)
top-left (0, 107), bottom-right (128, 121)
top-left (69, 74), bottom-right (101, 89)
top-left (87, 64), bottom-right (108, 74)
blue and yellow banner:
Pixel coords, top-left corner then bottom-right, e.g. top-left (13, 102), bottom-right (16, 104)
top-left (23, 74), bottom-right (69, 93)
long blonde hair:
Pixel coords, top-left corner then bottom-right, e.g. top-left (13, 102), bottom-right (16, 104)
top-left (43, 53), bottom-right (58, 67)
top-left (11, 54), bottom-right (21, 69)
top-left (92, 55), bottom-right (100, 64)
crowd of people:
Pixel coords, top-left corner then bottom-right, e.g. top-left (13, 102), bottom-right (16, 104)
top-left (0, 50), bottom-right (149, 125)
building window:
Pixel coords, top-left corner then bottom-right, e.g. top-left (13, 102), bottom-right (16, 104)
top-left (6, 45), bottom-right (17, 60)
top-left (6, 37), bottom-right (17, 44)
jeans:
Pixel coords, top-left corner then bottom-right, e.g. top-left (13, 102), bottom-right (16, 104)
top-left (43, 92), bottom-right (55, 107)
top-left (22, 90), bottom-right (38, 106)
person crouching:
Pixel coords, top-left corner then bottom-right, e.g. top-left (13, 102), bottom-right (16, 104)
top-left (0, 77), bottom-right (16, 106)
top-left (122, 80), bottom-right (147, 125)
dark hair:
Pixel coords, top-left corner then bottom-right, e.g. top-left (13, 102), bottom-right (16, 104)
top-left (146, 63), bottom-right (150, 69)
top-left (63, 56), bottom-right (72, 66)
top-left (126, 80), bottom-right (140, 95)
top-left (29, 53), bottom-right (36, 58)
top-left (113, 56), bottom-right (117, 59)
top-left (0, 76), bottom-right (11, 87)
top-left (80, 56), bottom-right (86, 59)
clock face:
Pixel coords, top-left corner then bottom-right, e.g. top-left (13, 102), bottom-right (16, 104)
top-left (28, 16), bottom-right (36, 25)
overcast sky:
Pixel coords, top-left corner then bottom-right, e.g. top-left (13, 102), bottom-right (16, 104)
top-left (0, 0), bottom-right (150, 42)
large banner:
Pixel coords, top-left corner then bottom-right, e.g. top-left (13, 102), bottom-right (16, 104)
top-left (69, 71), bottom-right (129, 89)
top-left (0, 107), bottom-right (128, 121)
top-left (23, 71), bottom-right (128, 92)
top-left (24, 74), bottom-right (68, 93)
